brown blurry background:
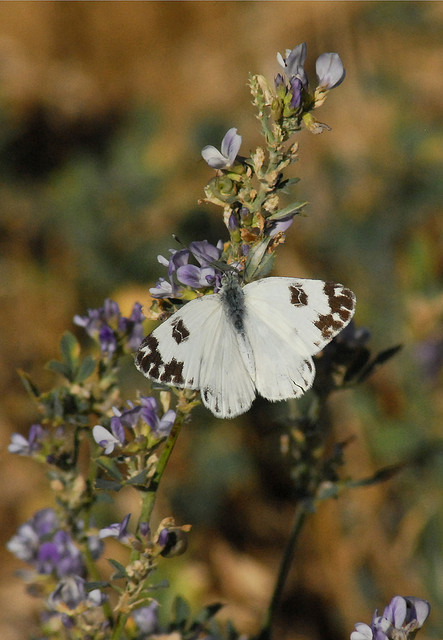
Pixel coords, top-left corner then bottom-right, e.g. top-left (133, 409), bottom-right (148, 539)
top-left (0, 2), bottom-right (442, 639)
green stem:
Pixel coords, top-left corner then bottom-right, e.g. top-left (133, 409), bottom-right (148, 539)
top-left (256, 503), bottom-right (307, 640)
top-left (112, 409), bottom-right (186, 639)
top-left (111, 611), bottom-right (128, 640)
top-left (137, 408), bottom-right (185, 530)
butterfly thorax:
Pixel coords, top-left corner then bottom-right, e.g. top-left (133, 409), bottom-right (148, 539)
top-left (219, 271), bottom-right (246, 333)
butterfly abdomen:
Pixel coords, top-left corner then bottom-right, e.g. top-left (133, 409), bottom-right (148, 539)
top-left (219, 272), bottom-right (246, 333)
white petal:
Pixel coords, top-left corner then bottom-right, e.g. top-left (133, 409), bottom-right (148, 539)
top-left (201, 145), bottom-right (229, 169)
top-left (92, 425), bottom-right (119, 454)
top-left (316, 52), bottom-right (345, 89)
top-left (220, 127), bottom-right (242, 165)
top-left (350, 623), bottom-right (373, 640)
top-left (8, 434), bottom-right (29, 453)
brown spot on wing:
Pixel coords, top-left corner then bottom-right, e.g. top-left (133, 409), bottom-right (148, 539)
top-left (161, 358), bottom-right (184, 385)
top-left (325, 282), bottom-right (355, 315)
top-left (171, 318), bottom-right (190, 344)
top-left (135, 335), bottom-right (163, 378)
top-left (314, 283), bottom-right (356, 340)
top-left (135, 334), bottom-right (185, 386)
top-left (289, 284), bottom-right (309, 306)
top-left (314, 313), bottom-right (343, 339)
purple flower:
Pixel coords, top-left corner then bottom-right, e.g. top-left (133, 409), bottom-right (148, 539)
top-left (150, 249), bottom-right (190, 299)
top-left (99, 325), bottom-right (118, 357)
top-left (176, 264), bottom-right (218, 289)
top-left (92, 424), bottom-right (124, 454)
top-left (150, 240), bottom-right (224, 299)
top-left (48, 576), bottom-right (105, 612)
top-left (74, 299), bottom-right (144, 356)
top-left (118, 302), bottom-right (145, 351)
top-left (189, 239), bottom-right (224, 266)
top-left (110, 409), bottom-right (128, 440)
top-left (316, 52), bottom-right (345, 89)
top-left (101, 397), bottom-right (176, 443)
top-left (350, 623), bottom-right (373, 640)
top-left (7, 508), bottom-right (58, 562)
top-left (415, 336), bottom-right (443, 381)
top-left (138, 396), bottom-right (176, 437)
top-left (8, 423), bottom-right (45, 456)
top-left (49, 576), bottom-right (87, 611)
top-left (37, 530), bottom-right (84, 578)
top-left (167, 248), bottom-right (192, 274)
top-left (289, 77), bottom-right (303, 109)
top-left (201, 127), bottom-right (242, 169)
top-left (150, 276), bottom-right (176, 298)
top-left (99, 513), bottom-right (131, 542)
top-left (265, 216), bottom-right (295, 237)
top-left (277, 43), bottom-right (345, 101)
top-left (132, 602), bottom-right (160, 634)
top-left (7, 509), bottom-right (85, 579)
top-left (277, 43), bottom-right (308, 86)
top-left (350, 596), bottom-right (431, 640)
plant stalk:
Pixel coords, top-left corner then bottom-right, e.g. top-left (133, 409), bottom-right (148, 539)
top-left (256, 502), bottom-right (307, 640)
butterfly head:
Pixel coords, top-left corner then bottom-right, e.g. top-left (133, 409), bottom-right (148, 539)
top-left (219, 266), bottom-right (243, 288)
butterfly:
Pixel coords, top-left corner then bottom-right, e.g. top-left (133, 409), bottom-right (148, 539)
top-left (135, 272), bottom-right (356, 419)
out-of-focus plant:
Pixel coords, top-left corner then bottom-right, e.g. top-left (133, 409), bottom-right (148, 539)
top-left (7, 42), bottom-right (431, 640)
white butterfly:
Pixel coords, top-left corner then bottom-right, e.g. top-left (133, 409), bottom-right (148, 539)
top-left (135, 272), bottom-right (356, 419)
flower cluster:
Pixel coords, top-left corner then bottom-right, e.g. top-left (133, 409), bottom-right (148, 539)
top-left (8, 423), bottom-right (47, 457)
top-left (7, 508), bottom-right (103, 578)
top-left (351, 596), bottom-right (430, 640)
top-left (7, 508), bottom-right (104, 613)
top-left (277, 43), bottom-right (344, 98)
top-left (74, 298), bottom-right (144, 358)
top-left (93, 395), bottom-right (176, 455)
top-left (132, 601), bottom-right (160, 636)
top-left (196, 42), bottom-right (347, 279)
top-left (274, 41), bottom-right (345, 131)
top-left (48, 576), bottom-right (105, 616)
top-left (150, 239), bottom-right (224, 299)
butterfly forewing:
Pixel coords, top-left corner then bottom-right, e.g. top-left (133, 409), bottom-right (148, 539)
top-left (135, 292), bottom-right (256, 418)
top-left (136, 294), bottom-right (220, 390)
top-left (243, 277), bottom-right (355, 401)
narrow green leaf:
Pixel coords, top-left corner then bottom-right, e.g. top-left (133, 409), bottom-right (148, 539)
top-left (125, 468), bottom-right (150, 487)
top-left (85, 580), bottom-right (110, 591)
top-left (18, 370), bottom-right (40, 398)
top-left (107, 558), bottom-right (127, 579)
top-left (371, 344), bottom-right (403, 367)
top-left (345, 462), bottom-right (405, 489)
top-left (356, 344), bottom-right (402, 383)
top-left (281, 177), bottom-right (300, 188)
top-left (173, 596), bottom-right (191, 629)
top-left (190, 603), bottom-right (224, 629)
top-left (95, 478), bottom-right (123, 492)
top-left (96, 457), bottom-right (124, 481)
top-left (244, 238), bottom-right (272, 281)
top-left (267, 201), bottom-right (307, 221)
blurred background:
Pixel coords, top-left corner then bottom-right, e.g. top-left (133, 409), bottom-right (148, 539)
top-left (0, 2), bottom-right (442, 639)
